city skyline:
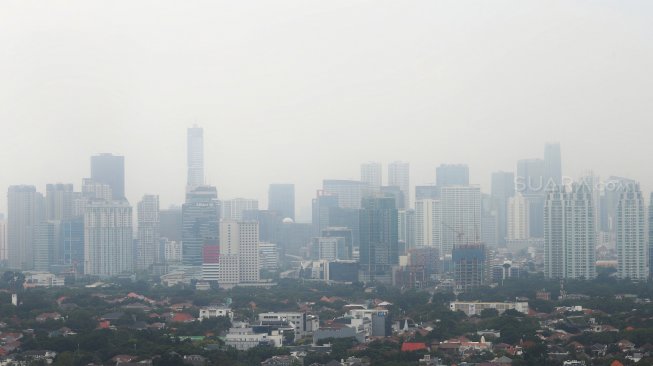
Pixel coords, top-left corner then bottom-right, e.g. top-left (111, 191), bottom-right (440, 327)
top-left (2, 1), bottom-right (653, 220)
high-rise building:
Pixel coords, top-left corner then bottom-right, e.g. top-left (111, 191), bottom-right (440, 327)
top-left (436, 164), bottom-right (469, 187)
top-left (398, 209), bottom-right (416, 254)
top-left (544, 142), bottom-right (562, 187)
top-left (507, 193), bottom-right (530, 240)
top-left (311, 191), bottom-right (339, 236)
top-left (187, 125), bottom-right (204, 191)
top-left (361, 162), bottom-right (382, 191)
top-left (544, 183), bottom-right (596, 279)
top-left (490, 171), bottom-right (515, 245)
top-left (321, 227), bottom-right (354, 259)
top-left (649, 194), bottom-right (653, 279)
top-left (137, 195), bottom-right (160, 271)
top-left (182, 186), bottom-right (220, 267)
top-left (34, 221), bottom-right (59, 272)
top-left (60, 217), bottom-right (84, 274)
top-left (82, 178), bottom-right (112, 202)
top-left (7, 185), bottom-right (45, 270)
top-left (311, 237), bottom-right (348, 261)
top-left (222, 198), bottom-right (259, 221)
top-left (268, 184), bottom-right (295, 220)
top-left (258, 242), bottom-right (279, 270)
top-left (90, 153), bottom-right (125, 200)
top-left (160, 207), bottom-right (182, 242)
top-left (45, 183), bottom-right (74, 221)
top-left (388, 161), bottom-right (410, 209)
top-left (217, 221), bottom-right (260, 287)
top-left (440, 186), bottom-right (481, 256)
top-left (415, 199), bottom-right (441, 249)
top-left (453, 244), bottom-right (487, 292)
top-left (84, 200), bottom-right (133, 277)
top-left (616, 183), bottom-right (647, 281)
top-left (0, 214), bottom-right (6, 262)
top-left (517, 158), bottom-right (546, 238)
top-left (415, 185), bottom-right (439, 201)
top-left (323, 180), bottom-right (367, 210)
top-left (359, 197), bottom-right (398, 283)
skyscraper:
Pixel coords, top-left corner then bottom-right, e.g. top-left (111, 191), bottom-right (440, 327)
top-left (7, 185), bottom-right (44, 270)
top-left (323, 180), bottom-right (367, 210)
top-left (84, 200), bottom-right (133, 277)
top-left (182, 186), bottom-right (220, 266)
top-left (388, 161), bottom-right (410, 209)
top-left (137, 195), bottom-right (160, 271)
top-left (311, 191), bottom-right (339, 236)
top-left (517, 158), bottom-right (546, 238)
top-left (490, 171), bottom-right (515, 245)
top-left (268, 184), bottom-right (295, 220)
top-left (544, 183), bottom-right (596, 279)
top-left (34, 221), bottom-right (59, 272)
top-left (60, 217), bottom-right (84, 274)
top-left (187, 125), bottom-right (204, 191)
top-left (359, 197), bottom-right (398, 283)
top-left (222, 198), bottom-right (259, 221)
top-left (616, 183), bottom-right (646, 281)
top-left (453, 244), bottom-right (487, 292)
top-left (398, 209), bottom-right (416, 254)
top-left (91, 153), bottom-right (125, 200)
top-left (45, 183), bottom-right (74, 221)
top-left (361, 162), bottom-right (382, 191)
top-left (0, 214), bottom-right (6, 262)
top-left (436, 164), bottom-right (469, 187)
top-left (217, 220), bottom-right (260, 287)
top-left (160, 207), bottom-right (182, 242)
top-left (544, 142), bottom-right (562, 187)
top-left (507, 193), bottom-right (529, 240)
top-left (415, 199), bottom-right (441, 249)
top-left (440, 186), bottom-right (481, 257)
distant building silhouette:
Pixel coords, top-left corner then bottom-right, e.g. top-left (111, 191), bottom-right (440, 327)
top-left (91, 153), bottom-right (125, 200)
top-left (187, 126), bottom-right (204, 191)
top-left (268, 184), bottom-right (295, 220)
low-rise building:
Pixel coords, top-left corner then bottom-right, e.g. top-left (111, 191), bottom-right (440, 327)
top-left (449, 301), bottom-right (529, 316)
top-left (198, 307), bottom-right (233, 321)
top-left (225, 327), bottom-right (283, 350)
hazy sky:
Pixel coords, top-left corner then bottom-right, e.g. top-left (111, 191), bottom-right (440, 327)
top-left (2, 1), bottom-right (652, 221)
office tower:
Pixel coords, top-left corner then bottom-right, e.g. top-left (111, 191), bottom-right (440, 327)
top-left (322, 180), bottom-right (366, 210)
top-left (415, 199), bottom-right (441, 249)
top-left (187, 125), bottom-right (204, 191)
top-left (60, 217), bottom-right (84, 274)
top-left (242, 209), bottom-right (283, 244)
top-left (182, 186), bottom-right (220, 266)
top-left (440, 186), bottom-right (481, 256)
top-left (202, 245), bottom-right (220, 282)
top-left (84, 200), bottom-right (133, 277)
top-left (328, 208), bottom-right (361, 248)
top-left (218, 221), bottom-right (260, 286)
top-left (322, 227), bottom-right (354, 259)
top-left (137, 195), bottom-right (160, 271)
top-left (544, 142), bottom-right (562, 186)
top-left (311, 191), bottom-right (339, 236)
top-left (277, 221), bottom-right (312, 257)
top-left (163, 239), bottom-right (182, 264)
top-left (381, 186), bottom-right (405, 210)
top-left (45, 183), bottom-right (74, 221)
top-left (160, 207), bottom-right (182, 242)
top-left (359, 197), bottom-right (399, 283)
top-left (258, 242), bottom-right (279, 270)
top-left (7, 186), bottom-right (45, 270)
top-left (34, 221), bottom-right (59, 272)
top-left (649, 194), bottom-right (653, 279)
top-left (91, 153), bottom-right (125, 200)
top-left (222, 198), bottom-right (259, 221)
top-left (616, 183), bottom-right (647, 281)
top-left (436, 164), bottom-right (469, 187)
top-left (490, 171), bottom-right (515, 245)
top-left (398, 209), bottom-right (416, 254)
top-left (481, 213), bottom-right (498, 248)
top-left (408, 246), bottom-right (440, 277)
top-left (0, 215), bottom-right (6, 261)
top-left (361, 162), bottom-right (382, 191)
top-left (517, 158), bottom-right (546, 238)
top-left (388, 161), bottom-right (410, 209)
top-left (507, 193), bottom-right (530, 240)
top-left (544, 183), bottom-right (596, 279)
top-left (453, 244), bottom-right (487, 292)
top-left (311, 237), bottom-right (348, 261)
top-left (415, 185), bottom-right (439, 201)
top-left (268, 184), bottom-right (295, 220)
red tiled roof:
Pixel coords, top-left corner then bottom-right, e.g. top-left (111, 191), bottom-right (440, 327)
top-left (401, 342), bottom-right (428, 352)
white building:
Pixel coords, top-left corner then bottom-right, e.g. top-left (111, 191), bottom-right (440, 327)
top-left (259, 242), bottom-right (278, 270)
top-left (544, 183), bottom-right (596, 279)
top-left (225, 327), bottom-right (283, 350)
top-left (84, 200), bottom-right (133, 277)
top-left (221, 198), bottom-right (259, 221)
top-left (440, 186), bottom-right (481, 256)
top-left (415, 199), bottom-right (441, 248)
top-left (507, 193), bottom-right (530, 240)
top-left (311, 237), bottom-right (347, 261)
top-left (450, 301), bottom-right (529, 316)
top-left (199, 306), bottom-right (233, 321)
top-left (361, 162), bottom-right (382, 192)
top-left (322, 180), bottom-right (367, 209)
top-left (616, 183), bottom-right (647, 281)
top-left (137, 195), bottom-right (160, 271)
top-left (164, 239), bottom-right (182, 263)
top-left (388, 161), bottom-right (410, 209)
top-left (217, 221), bottom-right (261, 287)
top-left (258, 312), bottom-right (316, 338)
top-left (23, 271), bottom-right (65, 288)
